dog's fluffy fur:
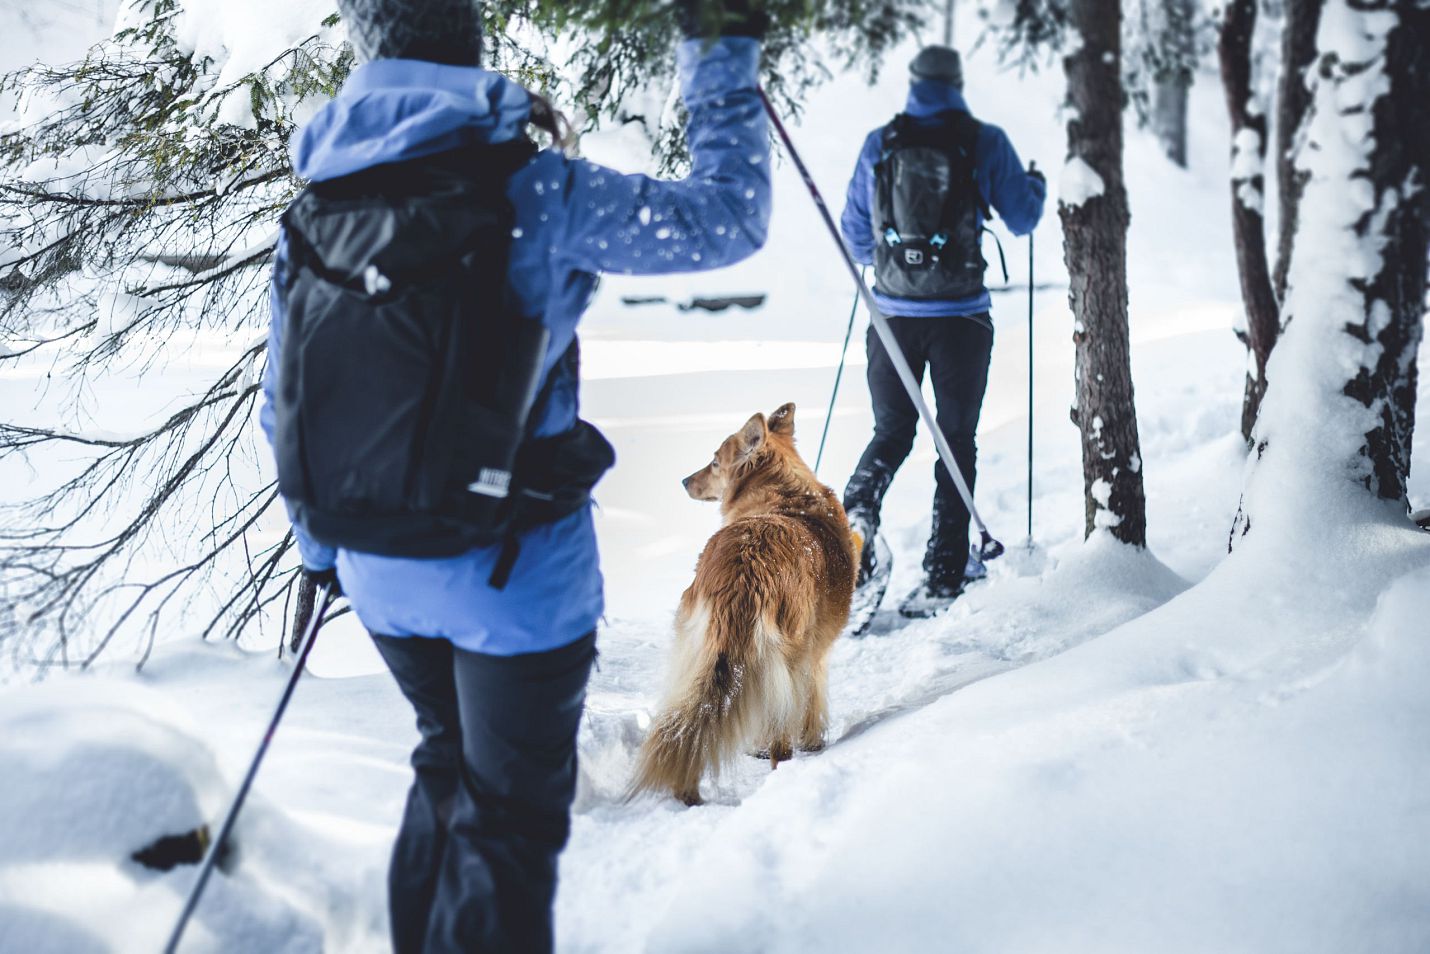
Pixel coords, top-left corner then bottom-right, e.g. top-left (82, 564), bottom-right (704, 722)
top-left (629, 403), bottom-right (858, 805)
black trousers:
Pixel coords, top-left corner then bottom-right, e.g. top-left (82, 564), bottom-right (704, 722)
top-left (843, 314), bottom-right (993, 587)
top-left (370, 630), bottom-right (597, 954)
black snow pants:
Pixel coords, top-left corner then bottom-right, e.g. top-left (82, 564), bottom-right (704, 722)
top-left (843, 314), bottom-right (993, 589)
top-left (370, 630), bottom-right (597, 954)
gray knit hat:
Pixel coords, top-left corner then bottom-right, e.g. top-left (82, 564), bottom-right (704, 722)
top-left (339, 0), bottom-right (484, 66)
top-left (910, 45), bottom-right (964, 88)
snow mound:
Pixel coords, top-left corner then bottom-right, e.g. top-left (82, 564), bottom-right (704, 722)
top-left (633, 532), bottom-right (1430, 954)
top-left (0, 684), bottom-right (332, 954)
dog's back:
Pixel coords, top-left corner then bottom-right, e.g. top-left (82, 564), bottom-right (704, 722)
top-left (630, 404), bottom-right (856, 804)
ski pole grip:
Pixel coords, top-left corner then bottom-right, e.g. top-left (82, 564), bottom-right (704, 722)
top-left (978, 530), bottom-right (1006, 562)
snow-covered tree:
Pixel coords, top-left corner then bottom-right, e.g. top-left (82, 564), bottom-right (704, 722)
top-left (1125, 0), bottom-right (1204, 168)
top-left (0, 0), bottom-right (925, 670)
top-left (1232, 0), bottom-right (1427, 543)
top-left (1219, 0), bottom-right (1280, 442)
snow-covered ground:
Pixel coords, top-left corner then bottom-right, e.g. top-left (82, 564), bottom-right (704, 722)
top-left (2, 8), bottom-right (1429, 954)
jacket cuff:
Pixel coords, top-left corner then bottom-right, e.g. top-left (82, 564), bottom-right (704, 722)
top-left (677, 37), bottom-right (760, 104)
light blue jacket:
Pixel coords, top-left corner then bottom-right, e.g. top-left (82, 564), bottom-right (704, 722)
top-left (840, 81), bottom-right (1045, 319)
top-left (262, 39), bottom-right (770, 654)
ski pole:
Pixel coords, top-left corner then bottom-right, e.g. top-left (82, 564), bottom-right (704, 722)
top-left (1026, 162), bottom-right (1041, 546)
top-left (757, 87), bottom-right (1004, 561)
top-left (814, 267), bottom-right (865, 477)
top-left (163, 582), bottom-right (338, 954)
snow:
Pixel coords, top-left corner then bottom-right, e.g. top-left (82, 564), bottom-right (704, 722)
top-left (2, 4), bottom-right (1429, 954)
top-left (1231, 127), bottom-right (1265, 212)
top-left (1058, 155), bottom-right (1105, 208)
top-left (170, 0), bottom-right (341, 128)
top-left (0, 682), bottom-right (335, 953)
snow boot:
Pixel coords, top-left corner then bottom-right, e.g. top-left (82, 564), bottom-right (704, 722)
top-left (844, 508), bottom-right (892, 637)
top-left (964, 545), bottom-right (987, 582)
top-left (898, 576), bottom-right (964, 619)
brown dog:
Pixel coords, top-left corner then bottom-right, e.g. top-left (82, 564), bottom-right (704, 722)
top-left (629, 403), bottom-right (859, 805)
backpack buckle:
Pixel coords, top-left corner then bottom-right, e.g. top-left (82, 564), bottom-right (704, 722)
top-left (467, 468), bottom-right (512, 499)
top-left (930, 232), bottom-right (949, 250)
top-left (883, 227), bottom-right (903, 247)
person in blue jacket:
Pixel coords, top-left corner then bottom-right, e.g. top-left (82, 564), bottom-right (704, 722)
top-left (840, 44), bottom-right (1045, 619)
top-left (261, 0), bottom-right (771, 949)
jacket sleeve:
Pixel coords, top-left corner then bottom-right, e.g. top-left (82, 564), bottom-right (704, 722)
top-left (979, 124), bottom-right (1045, 237)
top-left (557, 37), bottom-right (770, 275)
top-left (262, 236), bottom-right (338, 572)
top-left (839, 130), bottom-right (883, 267)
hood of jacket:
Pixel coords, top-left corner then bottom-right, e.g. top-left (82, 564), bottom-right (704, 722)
top-left (292, 58), bottom-right (532, 182)
top-left (904, 80), bottom-right (970, 119)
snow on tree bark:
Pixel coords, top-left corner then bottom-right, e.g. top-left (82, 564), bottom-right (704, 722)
top-left (1218, 0), bottom-right (1280, 443)
top-left (1271, 0), bottom-right (1323, 302)
top-left (1059, 0), bottom-right (1149, 547)
top-left (1234, 0), bottom-right (1428, 544)
top-left (1342, 0), bottom-right (1428, 503)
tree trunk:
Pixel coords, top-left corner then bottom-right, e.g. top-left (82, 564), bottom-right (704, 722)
top-left (1151, 0), bottom-right (1196, 168)
top-left (1218, 0), bottom-right (1279, 443)
top-left (1271, 0), bottom-right (1323, 301)
top-left (1233, 0), bottom-right (1428, 548)
top-left (1342, 0), bottom-right (1429, 502)
top-left (1152, 77), bottom-right (1190, 168)
top-left (942, 0), bottom-right (955, 46)
top-left (1060, 0), bottom-right (1149, 546)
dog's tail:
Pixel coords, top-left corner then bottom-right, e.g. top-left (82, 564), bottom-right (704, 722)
top-left (627, 601), bottom-right (795, 805)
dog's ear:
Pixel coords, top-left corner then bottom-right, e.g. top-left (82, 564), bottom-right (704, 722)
top-left (768, 402), bottom-right (796, 436)
top-left (737, 413), bottom-right (767, 462)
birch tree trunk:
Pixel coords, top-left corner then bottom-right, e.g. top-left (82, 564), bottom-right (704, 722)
top-left (1060, 0), bottom-right (1149, 546)
top-left (1218, 0), bottom-right (1279, 442)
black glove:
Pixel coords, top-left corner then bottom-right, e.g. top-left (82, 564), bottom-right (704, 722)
top-left (1027, 162), bottom-right (1046, 186)
top-left (675, 0), bottom-right (769, 40)
top-left (304, 565), bottom-right (343, 599)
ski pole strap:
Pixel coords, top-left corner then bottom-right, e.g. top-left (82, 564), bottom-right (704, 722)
top-left (983, 226), bottom-right (1010, 284)
top-left (757, 87), bottom-right (1002, 556)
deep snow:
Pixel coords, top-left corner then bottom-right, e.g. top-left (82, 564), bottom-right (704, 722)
top-left (2, 6), bottom-right (1429, 954)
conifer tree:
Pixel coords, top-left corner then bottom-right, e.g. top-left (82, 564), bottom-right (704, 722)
top-left (0, 0), bottom-right (924, 669)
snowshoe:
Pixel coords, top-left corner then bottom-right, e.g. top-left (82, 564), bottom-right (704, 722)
top-left (844, 532), bottom-right (892, 638)
top-left (897, 577), bottom-right (964, 620)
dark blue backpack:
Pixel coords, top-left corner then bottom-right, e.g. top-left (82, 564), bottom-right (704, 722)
top-left (872, 110), bottom-right (992, 301)
top-left (273, 142), bottom-right (613, 584)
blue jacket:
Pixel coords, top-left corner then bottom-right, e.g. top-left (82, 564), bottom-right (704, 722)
top-left (262, 39), bottom-right (770, 655)
top-left (840, 81), bottom-right (1045, 319)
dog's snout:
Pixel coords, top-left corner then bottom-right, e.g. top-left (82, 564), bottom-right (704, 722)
top-left (682, 475), bottom-right (693, 491)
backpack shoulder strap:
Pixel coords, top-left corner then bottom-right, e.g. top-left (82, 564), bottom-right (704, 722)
top-left (934, 110), bottom-right (993, 223)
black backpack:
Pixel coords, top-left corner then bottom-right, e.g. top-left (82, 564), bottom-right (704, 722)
top-left (872, 109), bottom-right (992, 301)
top-left (272, 141), bottom-right (614, 585)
